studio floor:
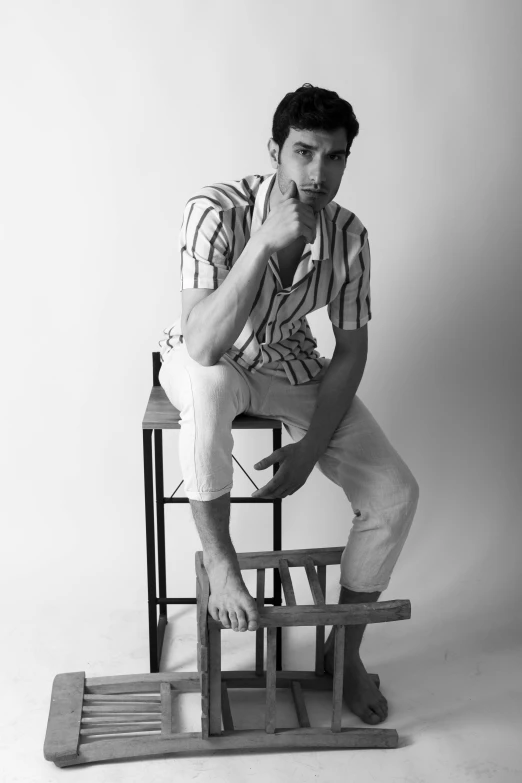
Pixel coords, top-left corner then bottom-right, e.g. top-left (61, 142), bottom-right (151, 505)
top-left (3, 581), bottom-right (522, 783)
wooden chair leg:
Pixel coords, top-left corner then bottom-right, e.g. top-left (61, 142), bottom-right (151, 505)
top-left (331, 625), bottom-right (345, 732)
top-left (265, 627), bottom-right (277, 733)
top-left (208, 626), bottom-right (222, 735)
top-left (256, 568), bottom-right (265, 676)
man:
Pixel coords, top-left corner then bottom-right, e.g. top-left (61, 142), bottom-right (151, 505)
top-left (158, 84), bottom-right (419, 725)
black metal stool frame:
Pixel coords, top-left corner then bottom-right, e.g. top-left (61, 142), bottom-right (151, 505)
top-left (143, 352), bottom-right (283, 673)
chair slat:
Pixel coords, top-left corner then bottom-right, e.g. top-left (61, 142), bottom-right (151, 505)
top-left (278, 559), bottom-right (296, 605)
top-left (290, 681), bottom-right (310, 728)
top-left (331, 626), bottom-right (345, 732)
top-left (303, 556), bottom-right (325, 605)
top-left (83, 693), bottom-right (161, 703)
top-left (80, 724), bottom-right (161, 736)
top-left (265, 627), bottom-right (277, 734)
top-left (221, 682), bottom-right (234, 731)
top-left (83, 704), bottom-right (161, 714)
top-left (161, 683), bottom-right (172, 736)
top-left (256, 568), bottom-right (266, 675)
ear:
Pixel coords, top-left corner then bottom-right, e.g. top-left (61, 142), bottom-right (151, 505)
top-left (267, 138), bottom-right (279, 170)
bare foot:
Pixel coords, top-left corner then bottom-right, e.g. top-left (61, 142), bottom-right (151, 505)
top-left (204, 553), bottom-right (259, 632)
top-left (324, 649), bottom-right (388, 724)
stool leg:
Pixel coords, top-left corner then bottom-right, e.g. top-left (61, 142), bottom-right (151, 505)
top-left (154, 429), bottom-right (168, 622)
top-left (143, 428), bottom-right (159, 673)
top-left (272, 427), bottom-right (283, 670)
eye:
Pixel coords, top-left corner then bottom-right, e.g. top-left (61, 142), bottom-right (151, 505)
top-left (296, 149), bottom-right (311, 156)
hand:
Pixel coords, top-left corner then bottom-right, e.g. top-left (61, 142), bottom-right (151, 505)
top-left (251, 441), bottom-right (316, 500)
top-left (258, 179), bottom-right (316, 254)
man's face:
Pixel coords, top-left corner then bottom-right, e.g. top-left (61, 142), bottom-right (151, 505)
top-left (269, 126), bottom-right (349, 213)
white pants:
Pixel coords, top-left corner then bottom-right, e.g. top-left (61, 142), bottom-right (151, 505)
top-left (159, 343), bottom-right (419, 593)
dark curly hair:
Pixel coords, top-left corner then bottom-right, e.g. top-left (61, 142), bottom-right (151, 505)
top-left (271, 83), bottom-right (359, 160)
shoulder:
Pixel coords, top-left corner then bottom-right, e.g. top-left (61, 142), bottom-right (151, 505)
top-left (184, 173), bottom-right (270, 214)
top-left (324, 200), bottom-right (368, 241)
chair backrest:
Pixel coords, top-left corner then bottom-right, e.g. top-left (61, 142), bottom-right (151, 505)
top-left (152, 352), bottom-right (161, 388)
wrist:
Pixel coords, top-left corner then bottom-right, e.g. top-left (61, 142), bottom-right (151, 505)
top-left (250, 228), bottom-right (274, 257)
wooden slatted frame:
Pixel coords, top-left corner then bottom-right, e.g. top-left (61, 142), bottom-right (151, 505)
top-left (45, 547), bottom-right (411, 766)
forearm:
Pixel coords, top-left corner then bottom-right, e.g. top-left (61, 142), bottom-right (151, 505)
top-left (185, 233), bottom-right (272, 366)
top-left (300, 347), bottom-right (367, 462)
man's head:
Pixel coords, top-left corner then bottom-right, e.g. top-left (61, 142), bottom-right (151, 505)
top-left (268, 83), bottom-right (359, 212)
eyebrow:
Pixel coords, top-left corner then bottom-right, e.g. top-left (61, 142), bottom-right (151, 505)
top-left (292, 141), bottom-right (347, 156)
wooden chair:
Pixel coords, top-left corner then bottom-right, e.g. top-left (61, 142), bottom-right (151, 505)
top-left (43, 546), bottom-right (410, 766)
top-left (142, 351), bottom-right (285, 672)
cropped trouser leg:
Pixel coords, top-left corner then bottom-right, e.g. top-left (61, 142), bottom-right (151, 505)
top-left (261, 361), bottom-right (420, 594)
top-left (158, 345), bottom-right (254, 501)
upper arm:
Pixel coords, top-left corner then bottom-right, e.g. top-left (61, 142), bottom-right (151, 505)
top-left (179, 198), bottom-right (230, 292)
top-left (327, 226), bottom-right (372, 331)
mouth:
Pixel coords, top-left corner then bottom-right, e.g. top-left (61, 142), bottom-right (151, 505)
top-left (302, 189), bottom-right (326, 196)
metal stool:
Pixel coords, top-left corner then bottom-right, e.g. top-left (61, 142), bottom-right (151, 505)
top-left (142, 351), bottom-right (284, 673)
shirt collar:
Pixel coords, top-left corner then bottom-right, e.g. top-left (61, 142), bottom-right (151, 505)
top-left (251, 173), bottom-right (329, 263)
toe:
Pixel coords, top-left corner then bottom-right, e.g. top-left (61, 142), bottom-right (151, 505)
top-left (229, 611), bottom-right (239, 632)
top-left (218, 608), bottom-right (231, 629)
top-left (235, 609), bottom-right (248, 632)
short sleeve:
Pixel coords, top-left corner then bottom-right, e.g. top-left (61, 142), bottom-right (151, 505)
top-left (179, 198), bottom-right (230, 292)
top-left (327, 229), bottom-right (372, 329)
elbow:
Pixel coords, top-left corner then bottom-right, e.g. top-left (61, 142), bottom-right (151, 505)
top-left (184, 338), bottom-right (220, 367)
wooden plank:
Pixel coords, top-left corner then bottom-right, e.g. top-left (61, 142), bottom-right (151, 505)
top-left (82, 715), bottom-right (161, 724)
top-left (290, 681), bottom-right (310, 728)
top-left (236, 546), bottom-right (344, 571)
top-left (209, 600), bottom-right (411, 629)
top-left (315, 565), bottom-right (327, 675)
top-left (220, 681), bottom-right (234, 731)
top-left (255, 568), bottom-right (265, 676)
top-left (43, 672), bottom-right (85, 763)
top-left (195, 551), bottom-right (210, 648)
top-left (55, 726), bottom-right (399, 766)
top-left (85, 672), bottom-right (200, 693)
top-left (200, 672), bottom-right (209, 739)
top-left (303, 556), bottom-right (325, 604)
top-left (331, 625), bottom-right (346, 732)
top-left (208, 627), bottom-right (222, 735)
top-left (80, 724), bottom-right (161, 736)
top-left (278, 559), bottom-right (296, 605)
top-left (161, 682), bottom-right (172, 736)
top-left (83, 704), bottom-right (161, 714)
top-left (83, 693), bottom-right (161, 702)
top-left (265, 627), bottom-right (277, 733)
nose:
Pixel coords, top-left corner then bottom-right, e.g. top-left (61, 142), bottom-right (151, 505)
top-left (308, 156), bottom-right (327, 187)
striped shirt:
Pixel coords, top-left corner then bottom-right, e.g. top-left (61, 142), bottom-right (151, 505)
top-left (158, 172), bottom-right (372, 385)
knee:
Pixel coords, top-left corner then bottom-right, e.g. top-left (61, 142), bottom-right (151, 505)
top-left (369, 462), bottom-right (419, 533)
top-left (166, 357), bottom-right (242, 417)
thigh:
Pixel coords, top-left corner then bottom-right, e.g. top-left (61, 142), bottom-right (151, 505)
top-left (159, 344), bottom-right (251, 418)
top-left (274, 370), bottom-right (416, 509)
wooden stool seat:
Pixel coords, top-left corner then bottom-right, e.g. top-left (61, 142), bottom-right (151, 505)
top-left (44, 546), bottom-right (411, 767)
top-left (142, 385), bottom-right (283, 431)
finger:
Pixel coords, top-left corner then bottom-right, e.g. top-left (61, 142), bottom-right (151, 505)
top-left (252, 480), bottom-right (287, 499)
top-left (254, 452), bottom-right (280, 470)
top-left (282, 179), bottom-right (297, 200)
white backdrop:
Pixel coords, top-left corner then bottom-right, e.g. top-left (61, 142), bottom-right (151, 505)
top-left (1, 2), bottom-right (521, 781)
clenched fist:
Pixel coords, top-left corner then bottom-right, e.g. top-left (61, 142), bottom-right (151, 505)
top-left (258, 180), bottom-right (316, 254)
